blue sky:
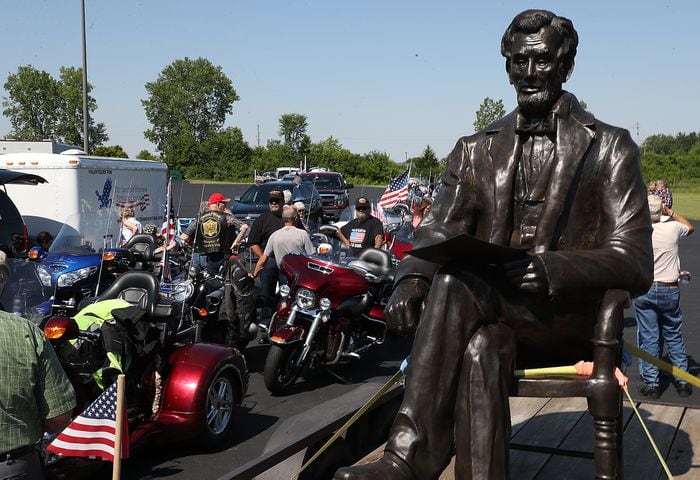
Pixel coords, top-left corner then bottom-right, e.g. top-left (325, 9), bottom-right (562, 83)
top-left (1, 1), bottom-right (698, 162)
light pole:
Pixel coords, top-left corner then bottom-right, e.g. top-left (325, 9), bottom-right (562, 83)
top-left (81, 0), bottom-right (89, 153)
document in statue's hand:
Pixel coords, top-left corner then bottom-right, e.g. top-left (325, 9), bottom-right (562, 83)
top-left (408, 233), bottom-right (528, 265)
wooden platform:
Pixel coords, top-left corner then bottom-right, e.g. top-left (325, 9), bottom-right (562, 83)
top-left (357, 397), bottom-right (700, 479)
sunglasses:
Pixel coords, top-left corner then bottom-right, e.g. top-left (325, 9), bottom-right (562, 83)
top-left (355, 207), bottom-right (369, 211)
top-left (269, 199), bottom-right (281, 204)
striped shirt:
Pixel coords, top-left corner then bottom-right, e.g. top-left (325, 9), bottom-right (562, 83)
top-left (0, 311), bottom-right (76, 453)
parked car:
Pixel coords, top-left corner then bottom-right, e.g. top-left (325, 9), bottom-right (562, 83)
top-left (0, 170), bottom-right (47, 255)
top-left (299, 171), bottom-right (353, 222)
top-left (231, 180), bottom-right (323, 226)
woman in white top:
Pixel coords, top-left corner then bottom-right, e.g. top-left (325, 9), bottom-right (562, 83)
top-left (120, 207), bottom-right (142, 246)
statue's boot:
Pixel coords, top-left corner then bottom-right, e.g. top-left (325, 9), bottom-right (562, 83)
top-left (333, 451), bottom-right (416, 480)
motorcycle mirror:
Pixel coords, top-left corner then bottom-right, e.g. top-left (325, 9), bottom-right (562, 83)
top-left (28, 246), bottom-right (45, 261)
top-left (317, 242), bottom-right (333, 256)
top-left (392, 203), bottom-right (409, 215)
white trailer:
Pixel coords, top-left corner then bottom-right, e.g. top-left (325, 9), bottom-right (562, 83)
top-left (0, 151), bottom-right (168, 239)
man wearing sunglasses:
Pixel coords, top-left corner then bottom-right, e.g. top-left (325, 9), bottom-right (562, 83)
top-left (248, 190), bottom-right (286, 334)
top-left (337, 197), bottom-right (384, 257)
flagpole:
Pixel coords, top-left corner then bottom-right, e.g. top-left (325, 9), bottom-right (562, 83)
top-left (112, 374), bottom-right (125, 480)
top-left (161, 177), bottom-right (173, 284)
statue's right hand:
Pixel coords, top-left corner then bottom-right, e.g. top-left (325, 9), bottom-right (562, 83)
top-left (384, 277), bottom-right (430, 336)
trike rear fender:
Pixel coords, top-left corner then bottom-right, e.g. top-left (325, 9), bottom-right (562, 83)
top-left (159, 343), bottom-right (247, 419)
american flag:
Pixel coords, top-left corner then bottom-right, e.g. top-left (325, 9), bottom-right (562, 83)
top-left (47, 381), bottom-right (129, 462)
top-left (378, 169), bottom-right (410, 209)
top-left (160, 181), bottom-right (176, 283)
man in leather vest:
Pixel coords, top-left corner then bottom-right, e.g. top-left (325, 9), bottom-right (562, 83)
top-left (181, 192), bottom-right (241, 275)
top-left (335, 9), bottom-right (653, 480)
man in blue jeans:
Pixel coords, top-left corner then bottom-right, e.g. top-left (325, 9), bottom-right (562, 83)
top-left (635, 195), bottom-right (694, 399)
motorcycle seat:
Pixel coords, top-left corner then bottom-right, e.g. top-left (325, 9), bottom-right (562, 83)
top-left (96, 271), bottom-right (159, 318)
top-left (123, 234), bottom-right (156, 263)
top-left (350, 248), bottom-right (393, 277)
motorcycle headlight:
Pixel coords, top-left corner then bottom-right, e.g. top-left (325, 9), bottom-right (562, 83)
top-left (57, 266), bottom-right (98, 287)
top-left (319, 297), bottom-right (332, 311)
top-left (37, 265), bottom-right (52, 287)
top-left (171, 280), bottom-right (195, 302)
top-left (295, 288), bottom-right (316, 310)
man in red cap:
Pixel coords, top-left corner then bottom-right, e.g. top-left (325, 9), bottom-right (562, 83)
top-left (180, 192), bottom-right (246, 274)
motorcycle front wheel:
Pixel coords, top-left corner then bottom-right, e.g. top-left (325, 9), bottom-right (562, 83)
top-left (264, 345), bottom-right (304, 395)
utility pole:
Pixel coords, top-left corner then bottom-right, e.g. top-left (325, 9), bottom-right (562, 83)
top-left (257, 124), bottom-right (260, 147)
top-left (81, 0), bottom-right (89, 153)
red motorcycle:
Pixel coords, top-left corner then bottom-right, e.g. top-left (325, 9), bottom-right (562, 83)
top-left (41, 271), bottom-right (249, 472)
top-left (263, 247), bottom-right (394, 394)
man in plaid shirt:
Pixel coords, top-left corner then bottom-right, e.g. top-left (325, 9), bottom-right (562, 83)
top-left (0, 251), bottom-right (76, 479)
top-left (654, 178), bottom-right (673, 208)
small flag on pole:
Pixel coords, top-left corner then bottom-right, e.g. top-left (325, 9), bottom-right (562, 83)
top-left (378, 169), bottom-right (410, 210)
top-left (47, 377), bottom-right (129, 462)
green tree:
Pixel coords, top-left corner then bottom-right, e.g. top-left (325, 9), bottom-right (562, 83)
top-left (279, 113), bottom-right (310, 162)
top-left (2, 65), bottom-right (62, 140)
top-left (91, 145), bottom-right (128, 158)
top-left (307, 136), bottom-right (356, 174)
top-left (413, 145), bottom-right (440, 179)
top-left (142, 57), bottom-right (239, 167)
top-left (473, 97), bottom-right (506, 132)
top-left (56, 67), bottom-right (108, 151)
top-left (136, 149), bottom-right (158, 160)
top-left (2, 65), bottom-right (108, 150)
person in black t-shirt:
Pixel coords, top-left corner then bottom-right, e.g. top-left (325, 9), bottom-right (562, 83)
top-left (337, 197), bottom-right (384, 257)
top-left (248, 190), bottom-right (285, 332)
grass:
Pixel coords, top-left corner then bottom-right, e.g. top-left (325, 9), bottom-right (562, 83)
top-left (671, 192), bottom-right (700, 220)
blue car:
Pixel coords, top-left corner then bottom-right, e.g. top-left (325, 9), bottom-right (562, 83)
top-left (231, 180), bottom-right (323, 226)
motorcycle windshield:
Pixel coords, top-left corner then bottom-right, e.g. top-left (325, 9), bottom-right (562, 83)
top-left (0, 258), bottom-right (47, 318)
top-left (49, 211), bottom-right (122, 254)
top-left (338, 206), bottom-right (356, 223)
top-left (392, 222), bottom-right (415, 243)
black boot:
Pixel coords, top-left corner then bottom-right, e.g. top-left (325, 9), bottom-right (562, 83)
top-left (333, 451), bottom-right (416, 480)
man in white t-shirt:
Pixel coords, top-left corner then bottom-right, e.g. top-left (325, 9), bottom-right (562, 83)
top-left (635, 195), bottom-right (694, 399)
top-left (253, 206), bottom-right (314, 278)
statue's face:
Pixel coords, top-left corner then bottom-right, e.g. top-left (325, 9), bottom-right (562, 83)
top-left (508, 26), bottom-right (566, 116)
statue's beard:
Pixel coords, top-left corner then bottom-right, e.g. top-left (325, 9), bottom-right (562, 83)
top-left (517, 89), bottom-right (561, 117)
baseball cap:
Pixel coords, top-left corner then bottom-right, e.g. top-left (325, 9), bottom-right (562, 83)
top-left (208, 192), bottom-right (230, 205)
top-left (269, 190), bottom-right (284, 202)
top-left (355, 197), bottom-right (371, 209)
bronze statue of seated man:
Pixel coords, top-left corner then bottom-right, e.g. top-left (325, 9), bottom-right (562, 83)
top-left (335, 9), bottom-right (653, 480)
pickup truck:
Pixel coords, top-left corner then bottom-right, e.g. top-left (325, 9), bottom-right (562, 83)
top-left (299, 171), bottom-right (353, 222)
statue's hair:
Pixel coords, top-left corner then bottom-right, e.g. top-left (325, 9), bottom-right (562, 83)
top-left (501, 9), bottom-right (578, 79)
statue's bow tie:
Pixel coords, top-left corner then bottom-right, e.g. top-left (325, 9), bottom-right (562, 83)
top-left (515, 112), bottom-right (557, 136)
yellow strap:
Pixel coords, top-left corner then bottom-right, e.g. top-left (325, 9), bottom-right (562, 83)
top-left (290, 370), bottom-right (404, 480)
top-left (624, 341), bottom-right (700, 388)
top-left (623, 385), bottom-right (674, 479)
top-left (515, 365), bottom-right (577, 377)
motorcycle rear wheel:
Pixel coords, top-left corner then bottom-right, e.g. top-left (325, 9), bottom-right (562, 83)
top-left (264, 345), bottom-right (303, 395)
top-left (200, 370), bottom-right (239, 444)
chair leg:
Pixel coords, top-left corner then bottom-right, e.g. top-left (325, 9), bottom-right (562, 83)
top-left (593, 416), bottom-right (620, 479)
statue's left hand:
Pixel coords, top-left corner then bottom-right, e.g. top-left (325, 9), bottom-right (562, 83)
top-left (503, 255), bottom-right (548, 294)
